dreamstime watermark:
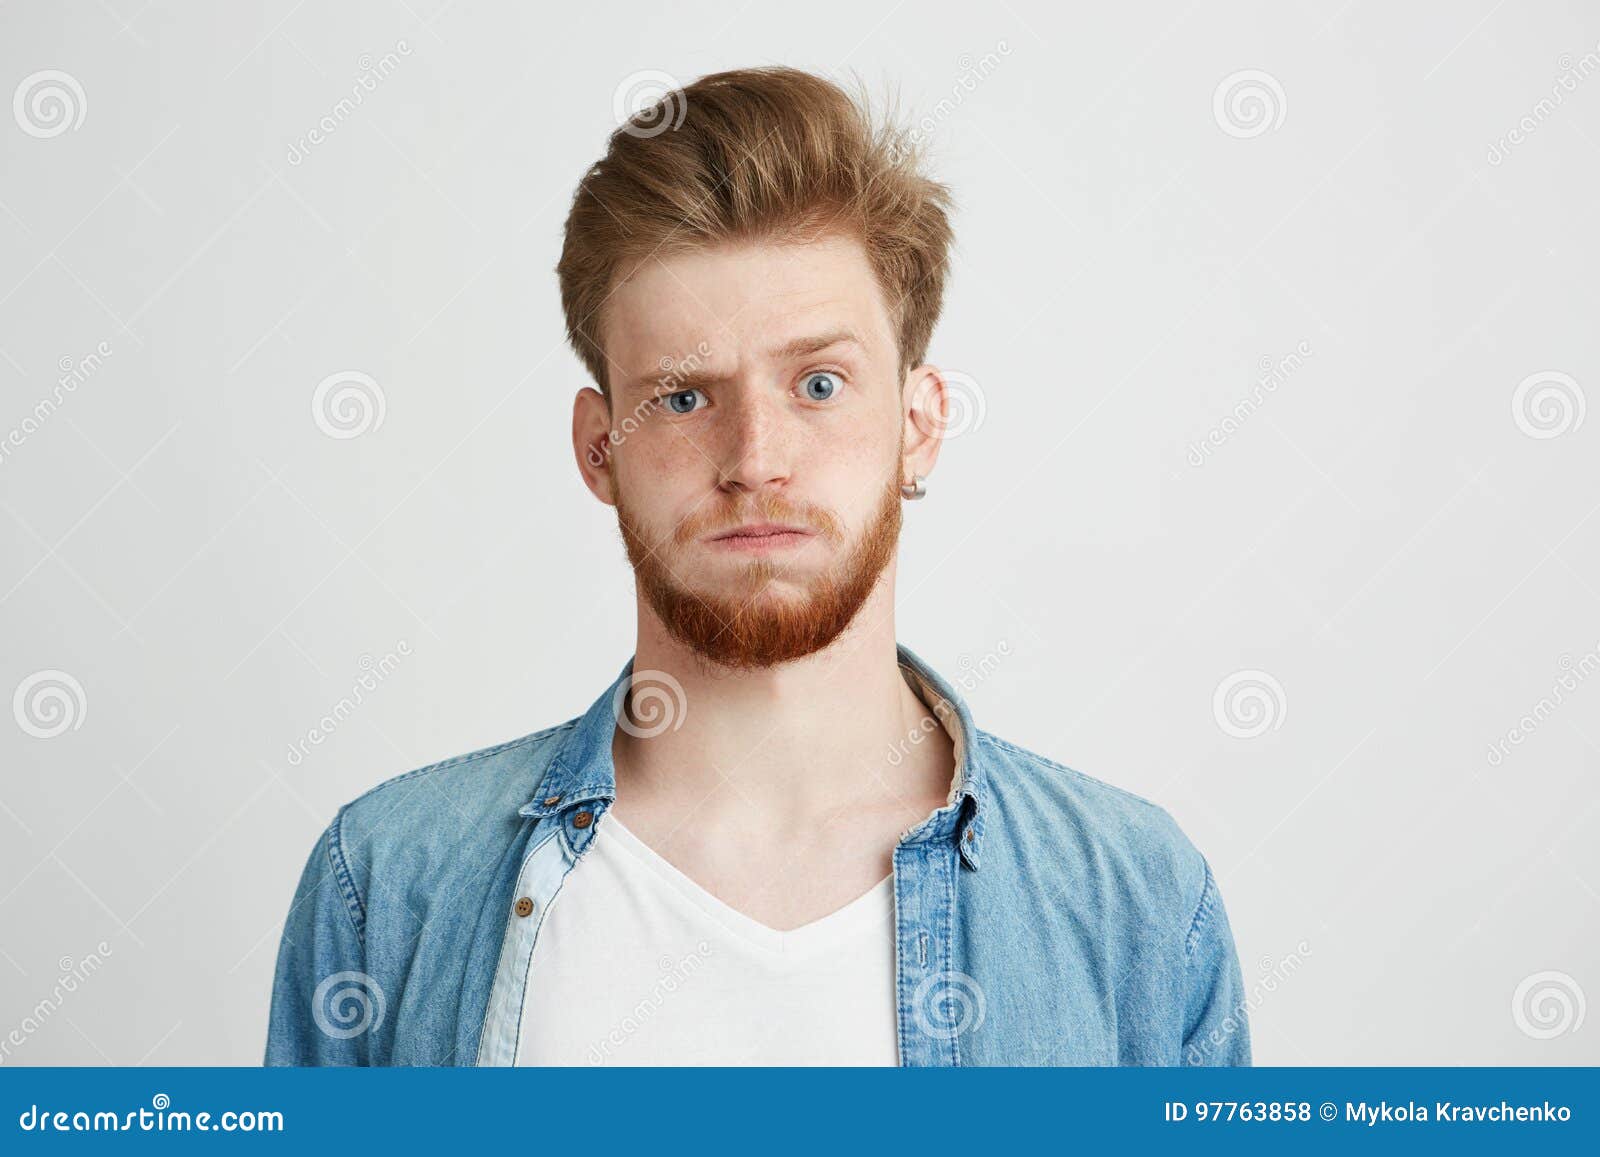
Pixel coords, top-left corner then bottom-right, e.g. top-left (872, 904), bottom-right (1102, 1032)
top-left (1213, 69), bottom-right (1287, 139)
top-left (312, 970), bottom-right (385, 1040)
top-left (587, 340), bottom-right (714, 467)
top-left (285, 41), bottom-right (413, 165)
top-left (614, 70), bottom-right (687, 139)
top-left (1511, 970), bottom-right (1586, 1040)
top-left (13, 70), bottom-right (86, 138)
top-left (0, 942), bottom-right (113, 1064)
top-left (285, 641), bottom-right (412, 766)
top-left (1212, 669), bottom-right (1287, 739)
top-left (586, 940), bottom-right (714, 1063)
top-left (1485, 642), bottom-right (1600, 767)
top-left (1487, 42), bottom-right (1600, 166)
top-left (888, 641), bottom-right (1010, 767)
top-left (914, 369), bottom-right (987, 440)
top-left (1, 341), bottom-right (113, 467)
top-left (17, 1094), bottom-right (283, 1133)
top-left (1186, 340), bottom-right (1312, 467)
top-left (888, 42), bottom-right (1013, 164)
top-left (612, 669), bottom-right (688, 739)
top-left (1186, 939), bottom-right (1311, 1064)
top-left (13, 669), bottom-right (87, 739)
top-left (1511, 370), bottom-right (1585, 439)
top-left (912, 970), bottom-right (987, 1039)
top-left (312, 370), bottom-right (386, 439)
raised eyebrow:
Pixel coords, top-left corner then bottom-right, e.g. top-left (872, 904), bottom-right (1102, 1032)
top-left (767, 330), bottom-right (864, 361)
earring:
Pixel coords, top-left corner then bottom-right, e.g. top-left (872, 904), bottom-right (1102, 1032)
top-left (900, 473), bottom-right (927, 500)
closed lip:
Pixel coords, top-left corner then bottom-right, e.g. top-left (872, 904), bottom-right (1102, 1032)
top-left (707, 522), bottom-right (813, 542)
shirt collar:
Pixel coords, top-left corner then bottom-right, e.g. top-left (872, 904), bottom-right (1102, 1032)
top-left (520, 643), bottom-right (987, 868)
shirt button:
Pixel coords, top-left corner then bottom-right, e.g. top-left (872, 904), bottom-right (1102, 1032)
top-left (543, 794), bottom-right (562, 806)
top-left (572, 810), bottom-right (594, 829)
top-left (964, 827), bottom-right (975, 842)
top-left (513, 897), bottom-right (534, 917)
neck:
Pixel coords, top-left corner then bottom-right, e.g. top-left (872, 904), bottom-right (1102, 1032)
top-left (612, 561), bottom-right (943, 831)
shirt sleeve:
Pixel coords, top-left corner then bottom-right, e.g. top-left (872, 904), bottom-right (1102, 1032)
top-left (1180, 857), bottom-right (1251, 1065)
top-left (263, 811), bottom-right (373, 1066)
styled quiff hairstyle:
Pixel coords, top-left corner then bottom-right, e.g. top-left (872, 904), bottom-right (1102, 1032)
top-left (556, 66), bottom-right (955, 401)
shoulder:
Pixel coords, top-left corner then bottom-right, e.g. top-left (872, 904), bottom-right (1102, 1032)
top-left (330, 718), bottom-right (579, 873)
top-left (972, 729), bottom-right (1212, 938)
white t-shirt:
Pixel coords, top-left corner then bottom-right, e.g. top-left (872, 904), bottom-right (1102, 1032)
top-left (513, 812), bottom-right (899, 1066)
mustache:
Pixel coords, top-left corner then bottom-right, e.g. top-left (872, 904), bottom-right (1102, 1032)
top-left (675, 493), bottom-right (845, 545)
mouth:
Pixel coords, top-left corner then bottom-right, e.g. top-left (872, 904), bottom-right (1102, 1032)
top-left (705, 522), bottom-right (816, 552)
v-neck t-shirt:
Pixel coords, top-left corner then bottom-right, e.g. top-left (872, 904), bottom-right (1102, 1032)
top-left (512, 812), bottom-right (899, 1066)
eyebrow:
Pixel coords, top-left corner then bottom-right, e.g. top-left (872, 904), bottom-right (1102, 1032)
top-left (766, 328), bottom-right (864, 361)
top-left (620, 329), bottom-right (865, 396)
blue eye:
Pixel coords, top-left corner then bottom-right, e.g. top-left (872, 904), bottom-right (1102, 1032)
top-left (802, 371), bottom-right (840, 401)
top-left (662, 388), bottom-right (705, 414)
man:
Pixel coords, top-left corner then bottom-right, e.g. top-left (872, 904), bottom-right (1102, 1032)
top-left (264, 66), bottom-right (1249, 1067)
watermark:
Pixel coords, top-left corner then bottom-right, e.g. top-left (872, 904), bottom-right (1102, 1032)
top-left (312, 369), bottom-right (386, 439)
top-left (912, 970), bottom-right (986, 1039)
top-left (0, 942), bottom-right (113, 1064)
top-left (613, 70), bottom-right (686, 139)
top-left (13, 70), bottom-right (86, 138)
top-left (613, 669), bottom-right (688, 740)
top-left (1511, 370), bottom-right (1585, 439)
top-left (1186, 340), bottom-right (1312, 467)
top-left (588, 340), bottom-right (714, 467)
top-left (1186, 939), bottom-right (1311, 1064)
top-left (13, 669), bottom-right (87, 739)
top-left (912, 369), bottom-right (987, 440)
top-left (1511, 970), bottom-right (1585, 1040)
top-left (1212, 669), bottom-right (1287, 739)
top-left (17, 1094), bottom-right (283, 1133)
top-left (1213, 69), bottom-right (1286, 139)
top-left (1487, 41), bottom-right (1600, 166)
top-left (888, 42), bottom-right (1013, 164)
top-left (285, 641), bottom-right (412, 766)
top-left (585, 940), bottom-right (713, 1063)
top-left (312, 970), bottom-right (385, 1040)
top-left (285, 41), bottom-right (413, 165)
top-left (1, 341), bottom-right (113, 467)
top-left (887, 641), bottom-right (1010, 767)
top-left (1486, 642), bottom-right (1600, 766)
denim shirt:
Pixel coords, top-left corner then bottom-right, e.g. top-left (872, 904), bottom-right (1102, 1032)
top-left (264, 644), bottom-right (1250, 1066)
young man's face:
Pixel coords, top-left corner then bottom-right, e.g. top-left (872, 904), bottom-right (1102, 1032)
top-left (576, 230), bottom-right (934, 669)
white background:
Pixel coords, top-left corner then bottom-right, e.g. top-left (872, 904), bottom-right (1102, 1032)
top-left (1, 0), bottom-right (1596, 1064)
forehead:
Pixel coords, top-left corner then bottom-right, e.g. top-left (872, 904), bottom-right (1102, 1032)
top-left (601, 231), bottom-right (896, 381)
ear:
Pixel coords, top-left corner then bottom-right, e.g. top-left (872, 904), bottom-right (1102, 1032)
top-left (572, 386), bottom-right (617, 506)
top-left (901, 362), bottom-right (948, 484)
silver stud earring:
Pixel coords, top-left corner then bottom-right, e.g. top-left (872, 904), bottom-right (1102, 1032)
top-left (900, 473), bottom-right (927, 500)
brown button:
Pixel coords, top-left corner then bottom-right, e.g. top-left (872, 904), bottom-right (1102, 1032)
top-left (543, 794), bottom-right (562, 807)
top-left (964, 827), bottom-right (975, 842)
top-left (513, 896), bottom-right (534, 917)
top-left (572, 810), bottom-right (593, 829)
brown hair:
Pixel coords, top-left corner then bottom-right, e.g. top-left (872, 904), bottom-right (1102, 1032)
top-left (556, 66), bottom-right (955, 400)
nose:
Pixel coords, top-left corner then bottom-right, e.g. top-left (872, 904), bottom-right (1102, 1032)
top-left (715, 390), bottom-right (791, 494)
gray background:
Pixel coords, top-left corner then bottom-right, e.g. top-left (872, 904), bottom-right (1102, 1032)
top-left (2, 0), bottom-right (1596, 1065)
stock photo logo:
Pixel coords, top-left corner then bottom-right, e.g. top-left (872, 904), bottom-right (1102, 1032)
top-left (1511, 370), bottom-right (1585, 439)
top-left (912, 970), bottom-right (987, 1040)
top-left (312, 370), bottom-right (386, 439)
top-left (613, 70), bottom-right (687, 139)
top-left (12, 69), bottom-right (87, 138)
top-left (1212, 669), bottom-right (1287, 739)
top-left (612, 669), bottom-right (689, 739)
top-left (312, 971), bottom-right (386, 1040)
top-left (912, 370), bottom-right (987, 440)
top-left (1511, 970), bottom-right (1586, 1041)
top-left (1212, 69), bottom-right (1287, 139)
top-left (12, 669), bottom-right (87, 739)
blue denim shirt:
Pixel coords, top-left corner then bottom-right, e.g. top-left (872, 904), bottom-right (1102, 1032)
top-left (264, 644), bottom-right (1249, 1066)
